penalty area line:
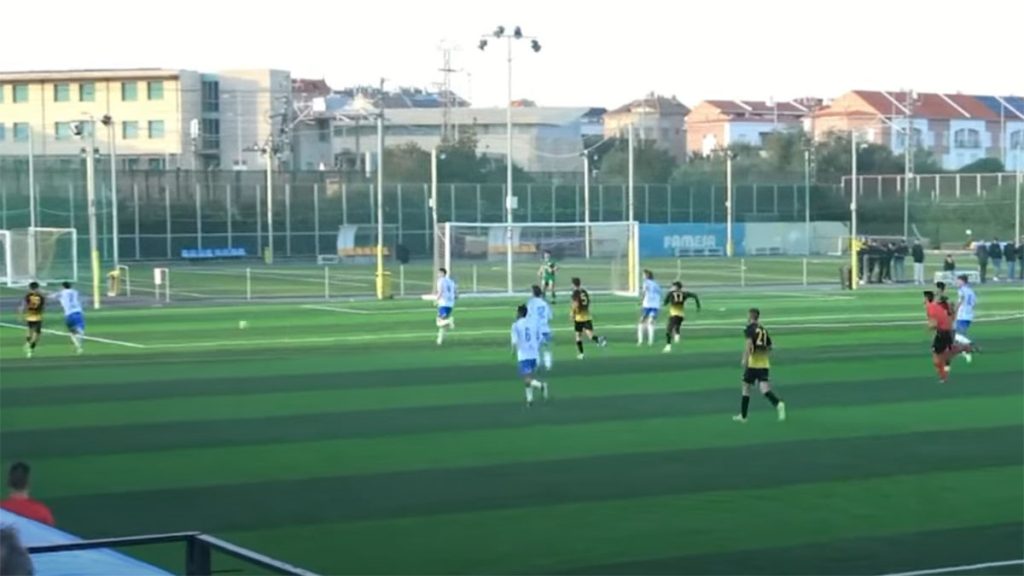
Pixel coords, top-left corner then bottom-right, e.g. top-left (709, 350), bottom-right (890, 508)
top-left (881, 559), bottom-right (1024, 576)
top-left (0, 321), bottom-right (147, 348)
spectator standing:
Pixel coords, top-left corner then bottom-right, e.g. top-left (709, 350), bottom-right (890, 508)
top-left (912, 241), bottom-right (926, 284)
top-left (1018, 236), bottom-right (1024, 280)
top-left (1004, 240), bottom-right (1017, 281)
top-left (988, 238), bottom-right (1003, 281)
top-left (974, 240), bottom-right (989, 283)
top-left (893, 240), bottom-right (908, 283)
top-left (881, 242), bottom-right (894, 282)
top-left (866, 241), bottom-right (880, 283)
top-left (0, 462), bottom-right (54, 526)
top-left (0, 526), bottom-right (35, 576)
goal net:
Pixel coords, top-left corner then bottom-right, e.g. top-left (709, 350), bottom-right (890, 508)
top-left (0, 228), bottom-right (79, 286)
top-left (437, 221), bottom-right (639, 296)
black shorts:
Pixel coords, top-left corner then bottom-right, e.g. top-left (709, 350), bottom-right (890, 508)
top-left (667, 315), bottom-right (684, 332)
top-left (932, 330), bottom-right (954, 354)
top-left (574, 320), bottom-right (594, 333)
top-left (743, 367), bottom-right (770, 384)
top-left (26, 321), bottom-right (42, 334)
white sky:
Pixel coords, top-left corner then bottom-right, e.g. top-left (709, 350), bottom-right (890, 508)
top-left (6, 0), bottom-right (1023, 109)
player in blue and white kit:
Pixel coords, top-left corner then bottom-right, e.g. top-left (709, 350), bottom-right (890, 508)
top-left (434, 268), bottom-right (457, 346)
top-left (511, 304), bottom-right (548, 405)
top-left (637, 269), bottom-right (661, 346)
top-left (56, 281), bottom-right (85, 355)
top-left (954, 274), bottom-right (978, 363)
top-left (527, 285), bottom-right (553, 370)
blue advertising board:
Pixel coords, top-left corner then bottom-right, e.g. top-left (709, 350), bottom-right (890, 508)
top-left (639, 223), bottom-right (745, 258)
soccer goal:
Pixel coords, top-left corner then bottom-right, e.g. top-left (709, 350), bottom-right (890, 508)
top-left (0, 227), bottom-right (79, 287)
top-left (437, 221), bottom-right (639, 296)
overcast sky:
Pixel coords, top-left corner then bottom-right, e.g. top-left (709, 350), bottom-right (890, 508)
top-left (6, 0), bottom-right (1023, 109)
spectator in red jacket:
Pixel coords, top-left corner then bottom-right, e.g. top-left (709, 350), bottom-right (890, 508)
top-left (0, 462), bottom-right (54, 526)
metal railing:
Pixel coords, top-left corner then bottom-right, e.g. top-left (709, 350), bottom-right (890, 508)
top-left (27, 531), bottom-right (318, 576)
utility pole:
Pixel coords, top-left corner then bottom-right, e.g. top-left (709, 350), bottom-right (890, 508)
top-left (903, 90), bottom-right (915, 239)
top-left (375, 77), bottom-right (386, 300)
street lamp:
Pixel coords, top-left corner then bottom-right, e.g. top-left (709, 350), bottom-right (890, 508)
top-left (73, 121), bottom-right (101, 309)
top-left (849, 130), bottom-right (870, 290)
top-left (725, 149), bottom-right (736, 257)
top-left (479, 25), bottom-right (541, 293)
top-left (803, 147), bottom-right (811, 255)
top-left (99, 114), bottom-right (119, 266)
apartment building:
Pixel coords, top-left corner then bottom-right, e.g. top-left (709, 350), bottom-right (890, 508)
top-left (603, 95), bottom-right (689, 162)
top-left (812, 90), bottom-right (1024, 170)
top-left (685, 99), bottom-right (820, 157)
top-left (0, 68), bottom-right (290, 170)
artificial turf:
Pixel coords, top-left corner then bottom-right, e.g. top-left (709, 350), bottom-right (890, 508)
top-left (1, 283), bottom-right (1022, 575)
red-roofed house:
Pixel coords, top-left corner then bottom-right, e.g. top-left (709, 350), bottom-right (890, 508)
top-left (812, 90), bottom-right (1024, 170)
top-left (686, 98), bottom-right (821, 157)
top-left (603, 94), bottom-right (690, 161)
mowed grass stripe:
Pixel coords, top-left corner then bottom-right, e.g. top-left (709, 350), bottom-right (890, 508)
top-left (5, 346), bottom-right (1020, 432)
top-left (8, 371), bottom-right (1023, 459)
top-left (566, 522), bottom-right (1024, 576)
top-left (5, 323), bottom-right (1023, 404)
top-left (220, 467), bottom-right (1023, 575)
top-left (27, 395), bottom-right (1024, 498)
top-left (46, 426), bottom-right (1023, 536)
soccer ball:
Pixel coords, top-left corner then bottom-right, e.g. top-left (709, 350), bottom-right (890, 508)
top-left (238, 320), bottom-right (249, 330)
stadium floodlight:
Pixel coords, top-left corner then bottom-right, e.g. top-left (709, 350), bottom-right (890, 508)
top-left (478, 25), bottom-right (543, 292)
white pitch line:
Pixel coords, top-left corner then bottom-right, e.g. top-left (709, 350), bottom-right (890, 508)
top-left (145, 312), bottom-right (1024, 350)
top-left (881, 559), bottom-right (1024, 576)
top-left (0, 322), bottom-right (147, 348)
top-left (302, 304), bottom-right (523, 315)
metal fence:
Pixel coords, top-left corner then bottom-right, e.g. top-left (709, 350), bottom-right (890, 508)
top-left (0, 166), bottom-right (1019, 263)
top-left (0, 167), bottom-right (839, 261)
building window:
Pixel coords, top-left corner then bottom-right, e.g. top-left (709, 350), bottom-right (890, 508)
top-left (54, 83), bottom-right (71, 102)
top-left (896, 128), bottom-right (923, 149)
top-left (953, 128), bottom-right (981, 149)
top-left (13, 123), bottom-right (29, 141)
top-left (147, 158), bottom-right (165, 170)
top-left (201, 118), bottom-right (220, 150)
top-left (122, 121), bottom-right (139, 139)
top-left (122, 82), bottom-right (138, 101)
top-left (201, 80), bottom-right (220, 113)
top-left (55, 122), bottom-right (74, 140)
top-left (124, 158), bottom-right (140, 171)
top-left (1010, 130), bottom-right (1024, 150)
top-left (79, 82), bottom-right (95, 102)
top-left (13, 84), bottom-right (29, 103)
top-left (148, 120), bottom-right (165, 139)
top-left (0, 84), bottom-right (4, 103)
top-left (79, 121), bottom-right (95, 138)
top-left (147, 80), bottom-right (164, 100)
top-left (0, 124), bottom-right (5, 141)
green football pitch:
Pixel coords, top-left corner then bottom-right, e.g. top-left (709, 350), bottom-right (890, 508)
top-left (1, 283), bottom-right (1022, 575)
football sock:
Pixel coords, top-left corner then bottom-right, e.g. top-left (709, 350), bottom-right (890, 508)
top-left (740, 395), bottom-right (751, 418)
top-left (636, 324), bottom-right (643, 343)
top-left (576, 341), bottom-right (584, 354)
top-left (646, 323), bottom-right (655, 344)
top-left (591, 335), bottom-right (601, 343)
top-left (666, 331), bottom-right (672, 344)
top-left (437, 328), bottom-right (445, 343)
top-left (764, 391), bottom-right (781, 406)
top-left (525, 386), bottom-right (534, 403)
top-left (933, 358), bottom-right (947, 379)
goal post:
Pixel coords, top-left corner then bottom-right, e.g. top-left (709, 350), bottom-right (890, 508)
top-left (0, 227), bottom-right (79, 286)
top-left (438, 221), bottom-right (640, 297)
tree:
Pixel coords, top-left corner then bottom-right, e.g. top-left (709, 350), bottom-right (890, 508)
top-left (958, 157), bottom-right (1004, 174)
top-left (382, 143), bottom-right (429, 183)
top-left (598, 139), bottom-right (677, 184)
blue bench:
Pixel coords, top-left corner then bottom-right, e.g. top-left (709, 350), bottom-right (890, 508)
top-left (180, 248), bottom-right (247, 259)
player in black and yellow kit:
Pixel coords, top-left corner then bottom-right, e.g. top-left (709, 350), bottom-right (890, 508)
top-left (570, 277), bottom-right (607, 359)
top-left (662, 281), bottom-right (700, 353)
top-left (734, 308), bottom-right (786, 422)
top-left (19, 282), bottom-right (46, 359)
